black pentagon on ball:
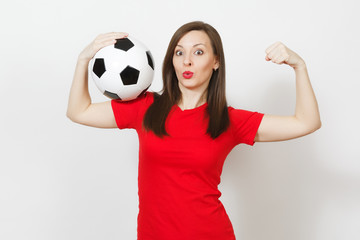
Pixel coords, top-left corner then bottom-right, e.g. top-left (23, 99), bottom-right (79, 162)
top-left (146, 51), bottom-right (154, 70)
top-left (114, 38), bottom-right (134, 52)
top-left (104, 90), bottom-right (120, 99)
top-left (93, 58), bottom-right (106, 78)
top-left (120, 66), bottom-right (140, 85)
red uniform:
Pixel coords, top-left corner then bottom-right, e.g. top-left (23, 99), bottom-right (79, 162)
top-left (111, 92), bottom-right (264, 240)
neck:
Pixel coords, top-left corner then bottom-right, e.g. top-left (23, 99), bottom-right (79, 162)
top-left (178, 89), bottom-right (207, 110)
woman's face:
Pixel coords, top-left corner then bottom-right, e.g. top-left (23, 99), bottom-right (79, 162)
top-left (172, 30), bottom-right (219, 93)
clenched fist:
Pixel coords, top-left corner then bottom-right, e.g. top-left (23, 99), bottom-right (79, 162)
top-left (265, 42), bottom-right (306, 70)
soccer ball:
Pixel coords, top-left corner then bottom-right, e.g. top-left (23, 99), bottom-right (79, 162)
top-left (89, 36), bottom-right (154, 101)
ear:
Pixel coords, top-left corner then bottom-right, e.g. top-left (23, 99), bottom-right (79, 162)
top-left (213, 57), bottom-right (220, 71)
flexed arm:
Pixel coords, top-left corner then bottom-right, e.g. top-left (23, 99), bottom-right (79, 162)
top-left (66, 32), bottom-right (128, 128)
top-left (255, 42), bottom-right (321, 142)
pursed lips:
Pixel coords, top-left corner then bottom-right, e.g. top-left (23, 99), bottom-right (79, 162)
top-left (183, 71), bottom-right (194, 79)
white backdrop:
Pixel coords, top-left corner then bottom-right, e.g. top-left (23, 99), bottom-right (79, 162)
top-left (1, 0), bottom-right (359, 239)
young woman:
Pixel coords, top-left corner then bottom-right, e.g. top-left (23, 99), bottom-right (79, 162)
top-left (67, 21), bottom-right (321, 240)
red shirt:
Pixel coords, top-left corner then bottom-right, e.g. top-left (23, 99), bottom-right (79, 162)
top-left (112, 92), bottom-right (264, 240)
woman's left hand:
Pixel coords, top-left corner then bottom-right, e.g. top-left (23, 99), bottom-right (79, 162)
top-left (255, 42), bottom-right (321, 143)
top-left (265, 42), bottom-right (306, 70)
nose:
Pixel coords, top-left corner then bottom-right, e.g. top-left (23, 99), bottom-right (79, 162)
top-left (183, 54), bottom-right (192, 66)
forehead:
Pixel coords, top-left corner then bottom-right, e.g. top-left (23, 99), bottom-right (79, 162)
top-left (177, 30), bottom-right (211, 47)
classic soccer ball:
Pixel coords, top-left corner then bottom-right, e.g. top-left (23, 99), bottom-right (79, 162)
top-left (89, 36), bottom-right (154, 101)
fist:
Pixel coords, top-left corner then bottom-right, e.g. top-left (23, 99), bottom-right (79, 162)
top-left (265, 42), bottom-right (305, 69)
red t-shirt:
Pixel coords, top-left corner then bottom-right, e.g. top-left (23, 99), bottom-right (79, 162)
top-left (111, 92), bottom-right (264, 240)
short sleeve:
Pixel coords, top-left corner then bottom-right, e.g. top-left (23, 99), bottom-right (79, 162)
top-left (111, 92), bottom-right (154, 130)
top-left (229, 107), bottom-right (264, 146)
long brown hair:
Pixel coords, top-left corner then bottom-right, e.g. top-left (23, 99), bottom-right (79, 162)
top-left (143, 21), bottom-right (229, 139)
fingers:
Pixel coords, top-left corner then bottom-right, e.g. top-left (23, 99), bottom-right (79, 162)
top-left (94, 32), bottom-right (129, 49)
top-left (265, 41), bottom-right (281, 56)
top-left (90, 32), bottom-right (129, 57)
top-left (97, 32), bottom-right (129, 41)
top-left (78, 32), bottom-right (129, 62)
top-left (265, 41), bottom-right (290, 64)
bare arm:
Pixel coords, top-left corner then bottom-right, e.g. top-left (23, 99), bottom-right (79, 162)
top-left (255, 42), bottom-right (321, 142)
top-left (66, 32), bottom-right (128, 128)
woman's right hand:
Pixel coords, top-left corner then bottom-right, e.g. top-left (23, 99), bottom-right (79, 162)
top-left (78, 32), bottom-right (129, 62)
top-left (67, 32), bottom-right (128, 128)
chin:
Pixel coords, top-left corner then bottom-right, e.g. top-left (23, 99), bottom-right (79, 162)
top-left (179, 83), bottom-right (208, 92)
top-left (179, 80), bottom-right (196, 88)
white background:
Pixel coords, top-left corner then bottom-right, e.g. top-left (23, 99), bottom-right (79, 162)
top-left (1, 0), bottom-right (359, 239)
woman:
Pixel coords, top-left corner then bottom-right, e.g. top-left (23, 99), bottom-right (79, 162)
top-left (67, 21), bottom-right (321, 240)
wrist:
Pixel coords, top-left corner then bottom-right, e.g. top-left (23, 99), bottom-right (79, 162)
top-left (293, 61), bottom-right (307, 71)
top-left (77, 56), bottom-right (91, 65)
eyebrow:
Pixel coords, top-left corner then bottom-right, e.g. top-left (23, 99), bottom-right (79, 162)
top-left (176, 43), bottom-right (206, 48)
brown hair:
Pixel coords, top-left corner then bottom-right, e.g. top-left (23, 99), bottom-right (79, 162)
top-left (143, 21), bottom-right (230, 139)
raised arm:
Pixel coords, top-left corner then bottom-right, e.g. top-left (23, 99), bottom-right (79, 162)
top-left (255, 42), bottom-right (321, 142)
top-left (66, 32), bottom-right (128, 128)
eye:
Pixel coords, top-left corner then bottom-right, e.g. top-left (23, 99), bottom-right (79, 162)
top-left (175, 50), bottom-right (183, 56)
top-left (194, 50), bottom-right (204, 55)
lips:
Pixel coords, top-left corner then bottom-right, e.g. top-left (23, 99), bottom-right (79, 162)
top-left (183, 71), bottom-right (194, 79)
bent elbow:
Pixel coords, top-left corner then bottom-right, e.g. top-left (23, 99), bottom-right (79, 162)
top-left (307, 119), bottom-right (322, 135)
top-left (316, 120), bottom-right (322, 131)
top-left (66, 114), bottom-right (75, 123)
top-left (314, 116), bottom-right (322, 131)
top-left (66, 110), bottom-right (78, 123)
top-left (66, 109), bottom-right (73, 120)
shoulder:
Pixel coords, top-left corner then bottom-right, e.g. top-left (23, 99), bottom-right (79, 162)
top-left (227, 106), bottom-right (264, 125)
top-left (112, 91), bottom-right (155, 106)
top-left (110, 91), bottom-right (156, 129)
top-left (111, 91), bottom-right (156, 118)
top-left (141, 91), bottom-right (156, 104)
top-left (227, 106), bottom-right (264, 145)
top-left (227, 106), bottom-right (255, 118)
